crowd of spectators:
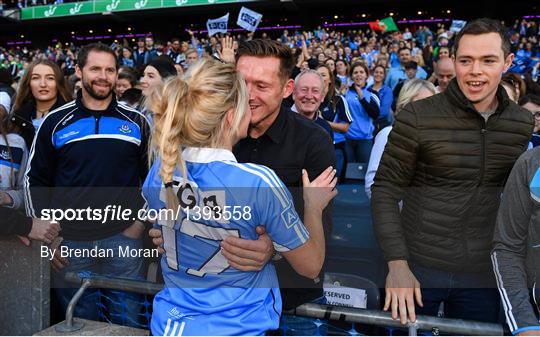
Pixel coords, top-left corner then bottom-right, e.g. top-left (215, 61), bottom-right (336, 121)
top-left (2, 18), bottom-right (538, 173)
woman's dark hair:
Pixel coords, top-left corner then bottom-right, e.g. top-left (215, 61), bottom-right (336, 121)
top-left (316, 64), bottom-right (337, 110)
top-left (502, 73), bottom-right (526, 100)
top-left (349, 61), bottom-right (369, 78)
top-left (118, 71), bottom-right (138, 87)
top-left (0, 68), bottom-right (13, 86)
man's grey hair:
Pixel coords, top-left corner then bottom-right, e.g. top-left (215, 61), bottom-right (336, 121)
top-left (294, 69), bottom-right (325, 91)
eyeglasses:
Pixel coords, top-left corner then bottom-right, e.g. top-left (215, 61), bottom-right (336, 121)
top-left (534, 111), bottom-right (540, 119)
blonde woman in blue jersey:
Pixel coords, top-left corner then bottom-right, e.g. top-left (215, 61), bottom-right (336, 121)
top-left (142, 58), bottom-right (337, 336)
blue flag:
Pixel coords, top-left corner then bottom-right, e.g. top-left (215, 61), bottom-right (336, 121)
top-left (508, 56), bottom-right (538, 74)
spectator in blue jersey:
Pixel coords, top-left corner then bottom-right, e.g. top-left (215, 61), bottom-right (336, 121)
top-left (144, 36), bottom-right (158, 62)
top-left (119, 47), bottom-right (135, 68)
top-left (385, 47), bottom-right (428, 90)
top-left (335, 59), bottom-right (349, 92)
top-left (0, 101), bottom-right (59, 241)
top-left (166, 38), bottom-right (185, 65)
top-left (133, 38), bottom-right (149, 74)
top-left (368, 65), bottom-right (393, 134)
top-left (491, 147), bottom-right (540, 336)
top-left (392, 61), bottom-right (419, 110)
top-left (24, 43), bottom-right (151, 327)
top-left (388, 42), bottom-right (400, 69)
top-left (519, 94), bottom-right (540, 148)
top-left (144, 58), bottom-right (336, 336)
top-left (316, 64), bottom-right (352, 181)
top-left (291, 69), bottom-right (333, 139)
top-left (344, 62), bottom-right (380, 163)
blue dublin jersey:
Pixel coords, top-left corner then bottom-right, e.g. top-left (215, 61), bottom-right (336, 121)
top-left (142, 147), bottom-right (309, 336)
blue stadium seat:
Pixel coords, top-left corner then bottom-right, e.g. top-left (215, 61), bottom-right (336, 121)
top-left (326, 184), bottom-right (385, 287)
top-left (345, 163), bottom-right (368, 181)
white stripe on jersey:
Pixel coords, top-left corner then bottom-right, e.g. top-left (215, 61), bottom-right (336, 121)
top-left (294, 223), bottom-right (307, 244)
top-left (163, 318), bottom-right (172, 336)
top-left (341, 95), bottom-right (353, 122)
top-left (244, 163), bottom-right (309, 244)
top-left (64, 134), bottom-right (141, 146)
top-left (222, 162), bottom-right (288, 208)
top-left (370, 92), bottom-right (381, 107)
top-left (491, 251), bottom-right (518, 331)
top-left (273, 242), bottom-right (290, 252)
top-left (177, 321), bottom-right (186, 336)
top-left (116, 101), bottom-right (152, 128)
top-left (169, 321), bottom-right (179, 336)
top-left (244, 163), bottom-right (289, 203)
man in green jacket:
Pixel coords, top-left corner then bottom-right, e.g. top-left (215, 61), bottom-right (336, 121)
top-left (372, 18), bottom-right (534, 325)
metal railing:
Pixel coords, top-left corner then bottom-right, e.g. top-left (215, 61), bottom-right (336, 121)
top-left (57, 272), bottom-right (505, 336)
top-left (291, 304), bottom-right (504, 336)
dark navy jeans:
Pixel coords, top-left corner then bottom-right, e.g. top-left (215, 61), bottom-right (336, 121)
top-left (410, 262), bottom-right (500, 323)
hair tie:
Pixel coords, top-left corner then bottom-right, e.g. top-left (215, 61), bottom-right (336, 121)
top-left (164, 182), bottom-right (174, 188)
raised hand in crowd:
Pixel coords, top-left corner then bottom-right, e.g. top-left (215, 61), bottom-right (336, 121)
top-left (219, 36), bottom-right (235, 63)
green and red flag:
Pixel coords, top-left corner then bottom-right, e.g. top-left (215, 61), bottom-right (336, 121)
top-left (368, 17), bottom-right (398, 32)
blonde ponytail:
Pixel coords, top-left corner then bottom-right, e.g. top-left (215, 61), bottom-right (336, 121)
top-left (149, 57), bottom-right (249, 211)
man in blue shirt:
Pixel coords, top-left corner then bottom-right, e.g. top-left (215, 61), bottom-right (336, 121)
top-left (385, 47), bottom-right (428, 90)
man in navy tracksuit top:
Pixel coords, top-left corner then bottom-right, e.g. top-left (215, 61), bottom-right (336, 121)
top-left (24, 43), bottom-right (150, 326)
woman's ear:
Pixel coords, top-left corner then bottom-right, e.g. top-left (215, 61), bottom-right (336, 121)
top-left (225, 108), bottom-right (235, 128)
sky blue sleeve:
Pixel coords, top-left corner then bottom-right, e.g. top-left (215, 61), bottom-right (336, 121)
top-left (247, 164), bottom-right (310, 252)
